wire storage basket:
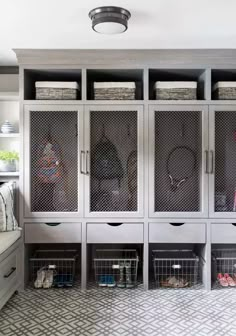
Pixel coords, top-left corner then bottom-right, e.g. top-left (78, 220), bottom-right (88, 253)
top-left (30, 249), bottom-right (78, 288)
top-left (153, 249), bottom-right (200, 288)
top-left (94, 249), bottom-right (139, 288)
top-left (212, 249), bottom-right (236, 284)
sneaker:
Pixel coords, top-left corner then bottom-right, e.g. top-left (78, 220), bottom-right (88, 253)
top-left (224, 273), bottom-right (236, 287)
top-left (217, 273), bottom-right (228, 287)
top-left (43, 270), bottom-right (54, 288)
top-left (34, 268), bottom-right (46, 288)
top-left (117, 262), bottom-right (126, 288)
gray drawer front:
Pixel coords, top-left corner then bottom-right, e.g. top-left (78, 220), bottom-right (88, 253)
top-left (0, 251), bottom-right (17, 299)
top-left (87, 223), bottom-right (143, 243)
top-left (149, 223), bottom-right (206, 243)
top-left (25, 223), bottom-right (82, 243)
top-left (211, 223), bottom-right (236, 244)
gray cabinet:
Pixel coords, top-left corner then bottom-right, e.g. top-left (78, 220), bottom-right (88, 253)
top-left (209, 106), bottom-right (236, 218)
top-left (211, 223), bottom-right (236, 243)
top-left (87, 223), bottom-right (144, 243)
top-left (24, 105), bottom-right (84, 218)
top-left (84, 105), bottom-right (144, 218)
top-left (149, 222), bottom-right (206, 243)
top-left (149, 105), bottom-right (209, 218)
top-left (25, 223), bottom-right (82, 244)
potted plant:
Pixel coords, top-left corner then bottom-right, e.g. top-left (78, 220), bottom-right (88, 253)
top-left (0, 151), bottom-right (19, 172)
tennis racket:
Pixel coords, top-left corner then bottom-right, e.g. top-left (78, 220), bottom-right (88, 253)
top-left (166, 146), bottom-right (197, 191)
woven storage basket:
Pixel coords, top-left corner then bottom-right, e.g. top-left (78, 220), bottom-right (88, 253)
top-left (154, 81), bottom-right (197, 100)
top-left (35, 82), bottom-right (79, 100)
top-left (213, 82), bottom-right (236, 100)
top-left (94, 82), bottom-right (136, 100)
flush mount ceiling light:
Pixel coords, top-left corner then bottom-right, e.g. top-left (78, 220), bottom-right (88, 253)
top-left (88, 6), bottom-right (131, 34)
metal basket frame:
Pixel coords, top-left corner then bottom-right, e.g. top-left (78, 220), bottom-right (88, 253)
top-left (212, 249), bottom-right (236, 281)
top-left (93, 249), bottom-right (139, 288)
top-left (30, 249), bottom-right (78, 287)
top-left (152, 249), bottom-right (200, 288)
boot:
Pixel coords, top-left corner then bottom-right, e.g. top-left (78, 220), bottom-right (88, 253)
top-left (125, 261), bottom-right (135, 288)
top-left (117, 262), bottom-right (125, 288)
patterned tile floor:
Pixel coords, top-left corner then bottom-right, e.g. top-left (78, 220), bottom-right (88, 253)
top-left (1, 285), bottom-right (236, 336)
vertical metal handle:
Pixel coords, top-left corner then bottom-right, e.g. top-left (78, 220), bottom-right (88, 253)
top-left (86, 150), bottom-right (89, 175)
top-left (210, 150), bottom-right (214, 174)
top-left (204, 150), bottom-right (209, 174)
top-left (80, 150), bottom-right (85, 174)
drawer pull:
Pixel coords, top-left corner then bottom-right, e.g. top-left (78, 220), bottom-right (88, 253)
top-left (107, 223), bottom-right (123, 227)
top-left (45, 223), bottom-right (61, 227)
top-left (169, 223), bottom-right (185, 227)
top-left (232, 223), bottom-right (236, 227)
top-left (172, 264), bottom-right (181, 269)
top-left (4, 267), bottom-right (16, 278)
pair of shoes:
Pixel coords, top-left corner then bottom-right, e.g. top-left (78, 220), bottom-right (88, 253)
top-left (98, 275), bottom-right (116, 287)
top-left (217, 273), bottom-right (236, 287)
top-left (34, 267), bottom-right (54, 289)
top-left (117, 261), bottom-right (135, 289)
top-left (161, 276), bottom-right (189, 288)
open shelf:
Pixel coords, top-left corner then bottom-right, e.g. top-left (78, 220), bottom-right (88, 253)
top-left (87, 69), bottom-right (144, 100)
top-left (211, 69), bottom-right (236, 100)
top-left (149, 69), bottom-right (206, 100)
top-left (0, 172), bottom-right (19, 176)
top-left (149, 243), bottom-right (206, 290)
top-left (0, 133), bottom-right (20, 138)
top-left (24, 69), bottom-right (82, 100)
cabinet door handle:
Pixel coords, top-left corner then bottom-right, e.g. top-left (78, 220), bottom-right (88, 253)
top-left (4, 267), bottom-right (16, 278)
top-left (86, 151), bottom-right (89, 175)
top-left (204, 150), bottom-right (209, 174)
top-left (80, 150), bottom-right (85, 174)
top-left (169, 223), bottom-right (185, 227)
top-left (45, 223), bottom-right (61, 226)
top-left (210, 150), bottom-right (214, 174)
top-left (107, 223), bottom-right (123, 227)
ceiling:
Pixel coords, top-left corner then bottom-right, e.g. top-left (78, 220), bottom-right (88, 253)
top-left (1, 0), bottom-right (236, 65)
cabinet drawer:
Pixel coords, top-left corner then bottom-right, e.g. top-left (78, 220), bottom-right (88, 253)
top-left (149, 222), bottom-right (206, 243)
top-left (25, 223), bottom-right (82, 243)
top-left (87, 223), bottom-right (143, 243)
top-left (0, 250), bottom-right (17, 299)
top-left (211, 223), bottom-right (236, 244)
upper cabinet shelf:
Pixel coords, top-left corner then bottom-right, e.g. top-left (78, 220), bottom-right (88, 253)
top-left (24, 69), bottom-right (82, 100)
top-left (86, 69), bottom-right (144, 100)
top-left (211, 69), bottom-right (236, 101)
top-left (149, 69), bottom-right (207, 101)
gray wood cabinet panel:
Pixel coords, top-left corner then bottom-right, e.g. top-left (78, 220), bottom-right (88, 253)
top-left (0, 250), bottom-right (17, 301)
top-left (211, 223), bottom-right (236, 243)
top-left (87, 223), bottom-right (143, 243)
top-left (149, 222), bottom-right (206, 243)
top-left (25, 223), bottom-right (82, 244)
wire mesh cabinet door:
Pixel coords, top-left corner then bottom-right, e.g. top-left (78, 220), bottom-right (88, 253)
top-left (209, 106), bottom-right (236, 218)
top-left (149, 105), bottom-right (209, 218)
top-left (24, 105), bottom-right (84, 218)
top-left (84, 105), bottom-right (144, 217)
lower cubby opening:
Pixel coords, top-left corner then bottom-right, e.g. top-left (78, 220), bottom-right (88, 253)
top-left (87, 244), bottom-right (143, 289)
top-left (149, 243), bottom-right (206, 290)
top-left (26, 243), bottom-right (81, 289)
top-left (212, 244), bottom-right (236, 289)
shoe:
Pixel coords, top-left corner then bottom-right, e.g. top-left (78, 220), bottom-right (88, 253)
top-left (34, 268), bottom-right (46, 288)
top-left (107, 275), bottom-right (116, 288)
top-left (217, 273), bottom-right (228, 287)
top-left (43, 270), bottom-right (54, 288)
top-left (224, 273), bottom-right (236, 287)
top-left (125, 261), bottom-right (135, 288)
top-left (117, 262), bottom-right (126, 288)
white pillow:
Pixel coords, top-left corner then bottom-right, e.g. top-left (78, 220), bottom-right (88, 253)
top-left (0, 182), bottom-right (18, 232)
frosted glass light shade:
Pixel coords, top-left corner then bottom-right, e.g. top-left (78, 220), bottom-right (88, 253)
top-left (89, 6), bottom-right (131, 34)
